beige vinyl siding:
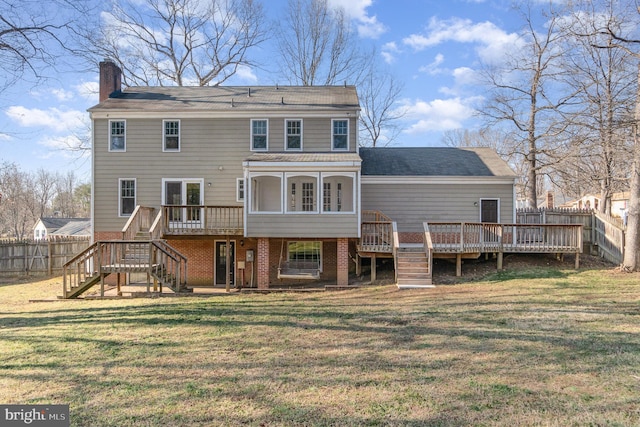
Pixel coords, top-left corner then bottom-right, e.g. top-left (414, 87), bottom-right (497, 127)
top-left (93, 115), bottom-right (358, 233)
top-left (94, 118), bottom-right (248, 232)
top-left (246, 213), bottom-right (359, 238)
top-left (361, 182), bottom-right (514, 232)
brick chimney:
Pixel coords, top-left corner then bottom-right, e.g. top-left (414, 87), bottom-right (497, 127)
top-left (99, 59), bottom-right (122, 102)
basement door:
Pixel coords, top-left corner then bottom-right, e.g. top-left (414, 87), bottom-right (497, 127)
top-left (215, 241), bottom-right (235, 286)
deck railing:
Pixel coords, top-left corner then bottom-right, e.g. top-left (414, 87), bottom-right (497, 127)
top-left (359, 219), bottom-right (394, 252)
top-left (425, 222), bottom-right (583, 254)
top-left (122, 206), bottom-right (156, 240)
top-left (161, 205), bottom-right (243, 235)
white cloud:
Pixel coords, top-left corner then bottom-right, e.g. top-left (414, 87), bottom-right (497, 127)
top-left (329, 0), bottom-right (387, 38)
top-left (438, 67), bottom-right (479, 96)
top-left (38, 135), bottom-right (88, 158)
top-left (381, 42), bottom-right (400, 64)
top-left (418, 53), bottom-right (445, 75)
top-left (6, 106), bottom-right (85, 133)
top-left (402, 17), bottom-right (523, 64)
top-left (75, 81), bottom-right (99, 102)
top-left (51, 88), bottom-right (74, 102)
top-left (233, 65), bottom-right (258, 83)
top-left (400, 96), bottom-right (482, 134)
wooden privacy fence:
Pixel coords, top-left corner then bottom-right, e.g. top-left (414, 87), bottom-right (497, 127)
top-left (0, 237), bottom-right (91, 275)
top-left (517, 208), bottom-right (630, 266)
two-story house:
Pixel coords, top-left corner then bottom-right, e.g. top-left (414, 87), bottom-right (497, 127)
top-left (88, 60), bottom-right (360, 290)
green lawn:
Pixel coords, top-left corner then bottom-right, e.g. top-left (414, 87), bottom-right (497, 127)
top-left (0, 267), bottom-right (639, 426)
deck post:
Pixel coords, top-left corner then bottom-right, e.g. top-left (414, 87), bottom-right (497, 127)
top-left (225, 235), bottom-right (231, 292)
top-left (117, 273), bottom-right (122, 296)
top-left (456, 254), bottom-right (462, 277)
top-left (371, 254), bottom-right (377, 282)
top-left (497, 252), bottom-right (503, 270)
top-left (98, 245), bottom-right (104, 297)
top-left (356, 254), bottom-right (361, 276)
top-left (575, 252), bottom-right (580, 269)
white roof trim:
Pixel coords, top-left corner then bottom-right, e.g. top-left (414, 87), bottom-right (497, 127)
top-left (362, 176), bottom-right (517, 185)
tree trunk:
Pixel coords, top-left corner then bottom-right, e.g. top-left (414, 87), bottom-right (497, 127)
top-left (621, 64), bottom-right (640, 271)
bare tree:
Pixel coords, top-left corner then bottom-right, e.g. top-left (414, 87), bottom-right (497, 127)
top-left (275, 0), bottom-right (371, 86)
top-left (358, 67), bottom-right (405, 147)
top-left (560, 1), bottom-right (637, 215)
top-left (79, 0), bottom-right (268, 87)
top-left (479, 3), bottom-right (575, 208)
top-left (0, 0), bottom-right (87, 96)
top-left (0, 162), bottom-right (35, 239)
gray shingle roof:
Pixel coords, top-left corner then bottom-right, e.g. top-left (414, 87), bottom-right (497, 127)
top-left (89, 86), bottom-right (360, 112)
top-left (50, 220), bottom-right (91, 237)
top-left (360, 147), bottom-right (516, 177)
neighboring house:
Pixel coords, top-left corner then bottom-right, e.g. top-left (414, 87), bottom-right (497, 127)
top-left (50, 220), bottom-right (92, 238)
top-left (85, 60), bottom-right (517, 291)
top-left (33, 217), bottom-right (90, 240)
top-left (561, 192), bottom-right (629, 219)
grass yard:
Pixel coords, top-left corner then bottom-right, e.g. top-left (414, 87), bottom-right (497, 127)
top-left (0, 265), bottom-right (639, 426)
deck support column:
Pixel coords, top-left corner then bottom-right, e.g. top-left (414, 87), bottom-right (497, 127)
top-left (225, 235), bottom-right (231, 292)
top-left (356, 254), bottom-right (361, 277)
top-left (337, 238), bottom-right (349, 286)
top-left (371, 254), bottom-right (377, 282)
top-left (117, 273), bottom-right (122, 296)
top-left (257, 238), bottom-right (269, 289)
top-left (497, 252), bottom-right (503, 270)
top-left (575, 252), bottom-right (580, 269)
top-left (456, 254), bottom-right (462, 277)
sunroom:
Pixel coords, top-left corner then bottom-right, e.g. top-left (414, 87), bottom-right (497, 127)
top-left (242, 153), bottom-right (362, 238)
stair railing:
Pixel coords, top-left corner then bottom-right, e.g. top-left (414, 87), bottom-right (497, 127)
top-left (422, 222), bottom-right (434, 276)
top-left (392, 221), bottom-right (399, 283)
top-left (151, 240), bottom-right (188, 291)
top-left (122, 206), bottom-right (156, 240)
top-left (62, 241), bottom-right (101, 297)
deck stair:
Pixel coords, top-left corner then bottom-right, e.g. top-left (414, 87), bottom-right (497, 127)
top-left (395, 245), bottom-right (434, 289)
top-left (62, 240), bottom-right (188, 299)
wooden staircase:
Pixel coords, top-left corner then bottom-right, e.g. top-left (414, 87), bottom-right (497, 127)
top-left (61, 240), bottom-right (188, 299)
top-left (395, 245), bottom-right (434, 289)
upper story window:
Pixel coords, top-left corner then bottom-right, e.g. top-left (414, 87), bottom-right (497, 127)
top-left (119, 178), bottom-right (136, 216)
top-left (236, 178), bottom-right (245, 202)
top-left (109, 120), bottom-right (126, 152)
top-left (332, 119), bottom-right (348, 151)
top-left (163, 120), bottom-right (180, 152)
top-left (285, 119), bottom-right (302, 150)
top-left (251, 119), bottom-right (268, 151)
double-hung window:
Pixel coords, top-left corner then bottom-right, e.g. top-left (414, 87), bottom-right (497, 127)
top-left (163, 120), bottom-right (180, 151)
top-left (285, 119), bottom-right (302, 150)
top-left (236, 178), bottom-right (245, 202)
top-left (119, 178), bottom-right (136, 216)
top-left (109, 120), bottom-right (126, 151)
top-left (332, 119), bottom-right (348, 150)
top-left (251, 119), bottom-right (268, 150)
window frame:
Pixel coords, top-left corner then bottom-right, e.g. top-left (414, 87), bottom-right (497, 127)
top-left (287, 240), bottom-right (323, 272)
top-left (284, 119), bottom-right (303, 151)
top-left (236, 178), bottom-right (245, 202)
top-left (118, 178), bottom-right (136, 217)
top-left (285, 172), bottom-right (319, 214)
top-left (163, 119), bottom-right (180, 152)
top-left (251, 119), bottom-right (269, 151)
top-left (320, 172), bottom-right (356, 214)
top-left (109, 120), bottom-right (126, 152)
top-left (331, 118), bottom-right (349, 151)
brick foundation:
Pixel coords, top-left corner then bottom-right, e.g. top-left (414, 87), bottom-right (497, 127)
top-left (337, 238), bottom-right (349, 286)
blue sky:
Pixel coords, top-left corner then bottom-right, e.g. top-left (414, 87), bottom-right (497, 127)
top-left (0, 0), bottom-right (543, 181)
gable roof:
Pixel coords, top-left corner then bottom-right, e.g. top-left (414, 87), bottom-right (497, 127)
top-left (88, 85), bottom-right (360, 113)
top-left (360, 147), bottom-right (516, 178)
top-left (35, 217), bottom-right (90, 232)
top-left (50, 220), bottom-right (91, 237)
